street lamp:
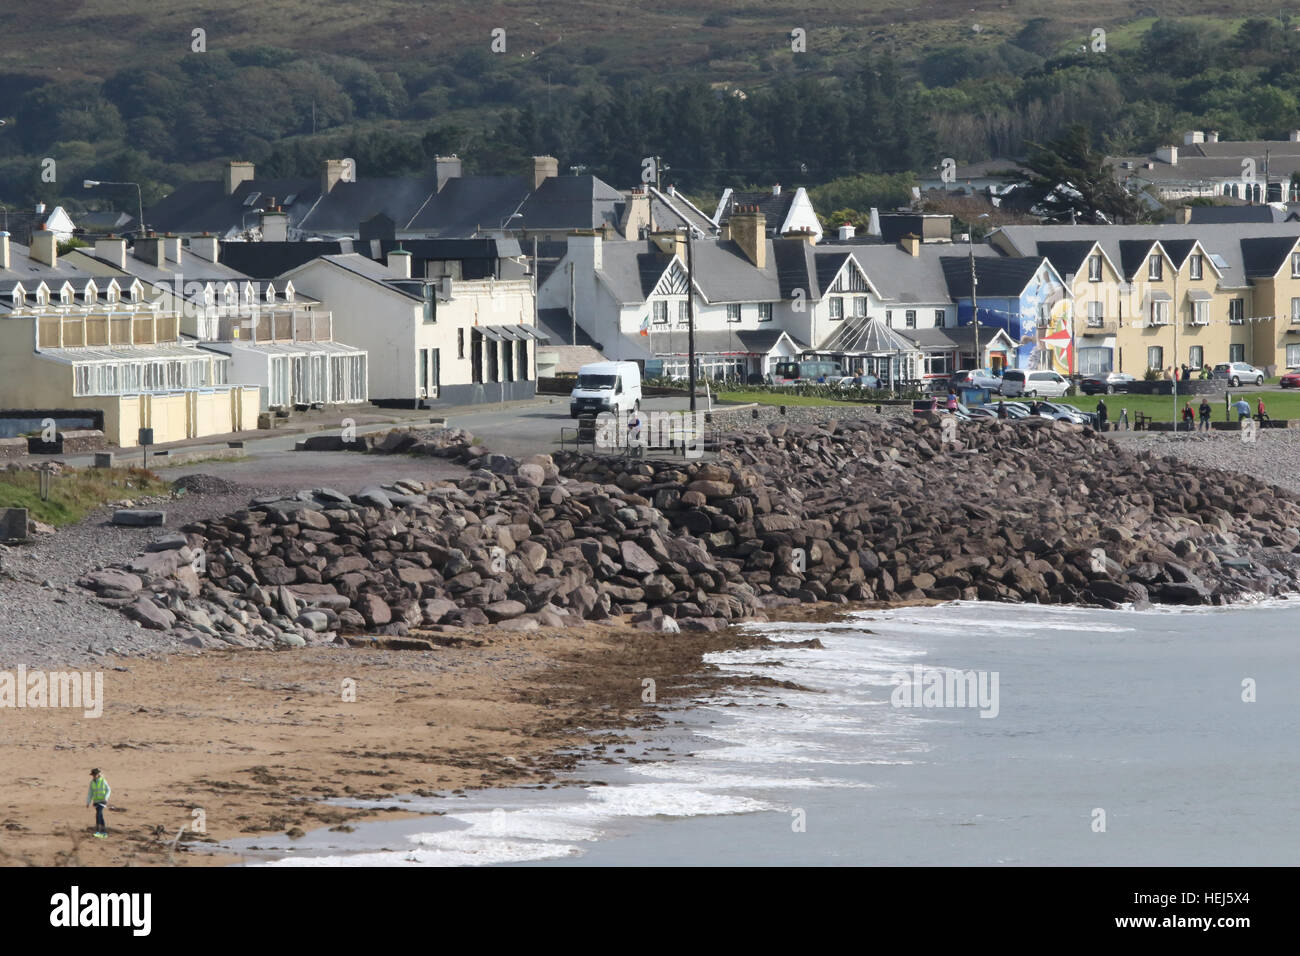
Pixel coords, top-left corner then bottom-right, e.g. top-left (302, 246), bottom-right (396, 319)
top-left (968, 213), bottom-right (990, 372)
top-left (84, 179), bottom-right (145, 237)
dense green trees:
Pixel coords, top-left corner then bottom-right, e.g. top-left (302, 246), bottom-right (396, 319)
top-left (3, 15), bottom-right (1300, 217)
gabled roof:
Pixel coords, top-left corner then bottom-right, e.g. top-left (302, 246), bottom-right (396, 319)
top-left (594, 238), bottom-right (784, 306)
top-left (1240, 236), bottom-right (1300, 278)
top-left (1036, 240), bottom-right (1104, 277)
top-left (716, 188), bottom-right (796, 229)
top-left (771, 239), bottom-right (819, 300)
top-left (285, 253), bottom-right (423, 301)
top-left (299, 176), bottom-right (439, 233)
top-left (538, 307), bottom-right (599, 347)
top-left (993, 223), bottom-right (1300, 289)
top-left (941, 255), bottom-right (1055, 298)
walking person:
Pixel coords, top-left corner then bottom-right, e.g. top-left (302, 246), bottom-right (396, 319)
top-left (1257, 397), bottom-right (1270, 424)
top-left (1095, 398), bottom-right (1108, 432)
top-left (1199, 397), bottom-right (1212, 432)
top-left (86, 768), bottom-right (110, 838)
top-left (1235, 396), bottom-right (1252, 423)
top-left (945, 389), bottom-right (958, 413)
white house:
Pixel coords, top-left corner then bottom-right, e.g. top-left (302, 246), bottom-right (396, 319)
top-left (281, 249), bottom-right (542, 406)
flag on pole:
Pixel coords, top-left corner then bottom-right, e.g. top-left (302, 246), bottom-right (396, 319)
top-left (638, 314), bottom-right (650, 336)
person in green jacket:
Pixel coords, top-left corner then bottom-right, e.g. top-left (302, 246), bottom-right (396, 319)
top-left (86, 768), bottom-right (110, 838)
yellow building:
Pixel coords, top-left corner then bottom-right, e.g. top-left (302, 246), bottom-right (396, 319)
top-left (994, 224), bottom-right (1294, 375)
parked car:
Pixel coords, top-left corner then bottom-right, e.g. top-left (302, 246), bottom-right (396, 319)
top-left (949, 368), bottom-right (1003, 391)
top-left (999, 369), bottom-right (1071, 397)
top-left (1211, 362), bottom-right (1264, 387)
top-left (1038, 401), bottom-right (1097, 427)
top-left (835, 373), bottom-right (882, 389)
top-left (994, 401), bottom-right (1033, 419)
top-left (1281, 370), bottom-right (1300, 389)
top-left (1079, 371), bottom-right (1137, 395)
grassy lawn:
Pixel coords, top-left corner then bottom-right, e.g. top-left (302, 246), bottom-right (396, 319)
top-left (1053, 391), bottom-right (1300, 423)
top-left (715, 389), bottom-right (883, 407)
top-left (0, 466), bottom-right (170, 527)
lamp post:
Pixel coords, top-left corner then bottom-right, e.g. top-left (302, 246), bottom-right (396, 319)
top-left (968, 214), bottom-right (989, 371)
top-left (83, 180), bottom-right (144, 237)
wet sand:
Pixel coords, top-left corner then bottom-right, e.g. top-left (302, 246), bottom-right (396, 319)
top-left (0, 620), bottom-right (776, 866)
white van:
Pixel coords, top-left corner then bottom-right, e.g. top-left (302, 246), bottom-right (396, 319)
top-left (570, 361), bottom-right (643, 418)
top-left (999, 369), bottom-right (1070, 398)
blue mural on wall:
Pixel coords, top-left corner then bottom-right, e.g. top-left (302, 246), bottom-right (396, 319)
top-left (955, 262), bottom-right (1066, 369)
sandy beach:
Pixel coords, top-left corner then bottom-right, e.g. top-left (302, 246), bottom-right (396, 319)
top-left (0, 620), bottom-right (775, 866)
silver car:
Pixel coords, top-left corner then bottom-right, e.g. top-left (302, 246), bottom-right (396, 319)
top-left (1211, 362), bottom-right (1264, 386)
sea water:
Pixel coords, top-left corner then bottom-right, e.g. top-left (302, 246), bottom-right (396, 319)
top-left (240, 601), bottom-right (1300, 866)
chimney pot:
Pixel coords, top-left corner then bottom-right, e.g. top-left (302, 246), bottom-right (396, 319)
top-left (30, 229), bottom-right (58, 268)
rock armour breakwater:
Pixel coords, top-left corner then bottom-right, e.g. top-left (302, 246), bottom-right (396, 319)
top-left (79, 416), bottom-right (1300, 648)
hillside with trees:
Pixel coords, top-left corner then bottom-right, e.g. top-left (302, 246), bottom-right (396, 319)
top-left (2, 2), bottom-right (1299, 222)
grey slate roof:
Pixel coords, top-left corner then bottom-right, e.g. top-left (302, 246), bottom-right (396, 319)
top-left (717, 188), bottom-right (796, 231)
top-left (1184, 205), bottom-right (1280, 224)
top-left (654, 328), bottom-right (804, 356)
top-left (595, 238), bottom-right (783, 305)
top-left (404, 175), bottom-right (532, 235)
top-left (647, 187), bottom-right (718, 236)
top-left (538, 308), bottom-right (598, 347)
top-left (0, 242), bottom-right (138, 313)
top-left (1240, 237), bottom-right (1300, 278)
top-left (1035, 240), bottom-right (1099, 277)
top-left (838, 242), bottom-right (1000, 304)
top-left (517, 176), bottom-right (623, 231)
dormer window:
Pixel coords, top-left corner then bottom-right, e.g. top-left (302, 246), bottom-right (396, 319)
top-left (1148, 255), bottom-right (1162, 281)
top-left (242, 284), bottom-right (254, 304)
top-left (224, 284), bottom-right (237, 307)
top-left (1189, 254), bottom-right (1203, 280)
top-left (265, 285), bottom-right (275, 303)
top-left (82, 283), bottom-right (96, 305)
top-left (284, 283), bottom-right (295, 303)
top-left (1088, 254), bottom-right (1102, 281)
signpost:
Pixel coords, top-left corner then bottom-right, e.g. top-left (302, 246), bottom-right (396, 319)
top-left (139, 427), bottom-right (154, 469)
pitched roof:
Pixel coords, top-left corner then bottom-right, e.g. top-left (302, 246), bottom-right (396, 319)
top-left (538, 307), bottom-right (599, 347)
top-left (1183, 205), bottom-right (1280, 224)
top-left (1240, 236), bottom-right (1300, 277)
top-left (993, 222), bottom-right (1300, 289)
top-left (516, 175), bottom-right (623, 231)
top-left (404, 175), bottom-right (531, 235)
top-left (842, 241), bottom-right (999, 304)
top-left (717, 188), bottom-right (796, 229)
top-left (647, 187), bottom-right (717, 236)
top-left (941, 255), bottom-right (1049, 298)
top-left (594, 238), bottom-right (784, 305)
top-left (1033, 240), bottom-right (1098, 278)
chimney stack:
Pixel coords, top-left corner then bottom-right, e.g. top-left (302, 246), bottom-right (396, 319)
top-left (772, 183), bottom-right (781, 196)
top-left (30, 227), bottom-right (57, 268)
top-left (730, 204), bottom-right (766, 269)
top-left (134, 234), bottom-right (165, 267)
top-left (435, 155), bottom-right (463, 192)
top-left (322, 158), bottom-right (349, 194)
top-left (838, 222), bottom-right (856, 241)
top-left (900, 234), bottom-right (921, 257)
top-left (1176, 206), bottom-right (1194, 224)
top-left (387, 246), bottom-right (412, 279)
top-left (260, 208), bottom-right (289, 243)
top-left (95, 235), bottom-right (128, 270)
top-left (163, 234), bottom-right (183, 265)
top-left (867, 207), bottom-right (882, 237)
top-left (532, 155), bottom-right (559, 190)
top-left (0, 231), bottom-right (10, 271)
top-left (189, 234), bottom-right (219, 262)
top-left (1155, 145), bottom-right (1178, 165)
top-left (1207, 130), bottom-right (1220, 143)
top-left (224, 161), bottom-right (255, 196)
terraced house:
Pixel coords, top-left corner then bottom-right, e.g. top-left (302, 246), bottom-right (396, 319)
top-left (992, 224), bottom-right (1300, 376)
